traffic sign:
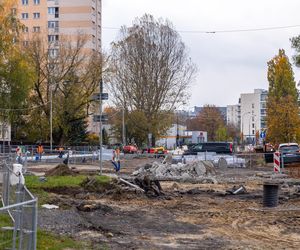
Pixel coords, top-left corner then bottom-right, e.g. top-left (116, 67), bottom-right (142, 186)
top-left (260, 131), bottom-right (266, 139)
top-left (93, 114), bottom-right (108, 122)
top-left (91, 93), bottom-right (109, 101)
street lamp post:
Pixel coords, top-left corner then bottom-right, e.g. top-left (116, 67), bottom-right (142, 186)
top-left (99, 80), bottom-right (103, 175)
top-left (99, 0), bottom-right (103, 175)
top-left (122, 106), bottom-right (125, 146)
top-left (50, 84), bottom-right (53, 152)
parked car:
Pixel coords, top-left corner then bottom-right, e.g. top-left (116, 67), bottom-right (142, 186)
top-left (183, 142), bottom-right (233, 155)
top-left (142, 146), bottom-right (168, 157)
top-left (278, 143), bottom-right (300, 165)
top-left (123, 145), bottom-right (138, 154)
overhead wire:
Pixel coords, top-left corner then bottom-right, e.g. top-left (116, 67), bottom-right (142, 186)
top-left (103, 24), bottom-right (300, 34)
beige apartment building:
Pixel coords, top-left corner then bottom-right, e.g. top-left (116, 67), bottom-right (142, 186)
top-left (17, 0), bottom-right (102, 52)
top-left (16, 0), bottom-right (102, 135)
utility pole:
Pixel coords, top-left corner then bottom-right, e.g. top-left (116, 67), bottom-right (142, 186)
top-left (176, 114), bottom-right (179, 147)
top-left (99, 0), bottom-right (103, 175)
top-left (122, 106), bottom-right (125, 146)
top-left (99, 79), bottom-right (103, 175)
top-left (2, 117), bottom-right (5, 154)
top-left (50, 83), bottom-right (53, 152)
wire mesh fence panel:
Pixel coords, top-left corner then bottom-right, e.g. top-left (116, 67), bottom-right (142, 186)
top-left (0, 158), bottom-right (37, 250)
top-left (0, 210), bottom-right (14, 250)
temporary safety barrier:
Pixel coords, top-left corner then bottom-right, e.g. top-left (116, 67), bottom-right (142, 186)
top-left (273, 151), bottom-right (281, 173)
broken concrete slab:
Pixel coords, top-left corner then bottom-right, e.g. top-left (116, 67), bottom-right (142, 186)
top-left (132, 160), bottom-right (217, 181)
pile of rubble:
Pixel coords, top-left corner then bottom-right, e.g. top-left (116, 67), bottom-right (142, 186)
top-left (132, 161), bottom-right (217, 183)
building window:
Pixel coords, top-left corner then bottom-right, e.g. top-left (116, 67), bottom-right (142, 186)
top-left (48, 7), bottom-right (55, 14)
top-left (48, 35), bottom-right (59, 42)
top-left (11, 8), bottom-right (17, 15)
top-left (48, 7), bottom-right (59, 17)
top-left (48, 21), bottom-right (59, 28)
top-left (23, 26), bottom-right (29, 33)
top-left (34, 0), bottom-right (40, 4)
top-left (23, 41), bottom-right (29, 47)
top-left (48, 49), bottom-right (58, 58)
top-left (22, 0), bottom-right (28, 5)
top-left (252, 130), bottom-right (255, 135)
top-left (21, 13), bottom-right (28, 19)
top-left (33, 12), bottom-right (40, 19)
top-left (33, 26), bottom-right (40, 32)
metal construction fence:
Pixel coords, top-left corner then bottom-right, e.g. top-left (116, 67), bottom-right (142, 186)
top-left (0, 156), bottom-right (37, 250)
top-left (171, 151), bottom-right (277, 169)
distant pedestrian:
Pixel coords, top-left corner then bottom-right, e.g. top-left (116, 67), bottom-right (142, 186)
top-left (16, 146), bottom-right (22, 164)
top-left (111, 147), bottom-right (121, 172)
top-left (58, 146), bottom-right (64, 158)
top-left (37, 144), bottom-right (44, 161)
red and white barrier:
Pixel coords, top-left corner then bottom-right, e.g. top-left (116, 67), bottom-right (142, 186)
top-left (273, 151), bottom-right (281, 173)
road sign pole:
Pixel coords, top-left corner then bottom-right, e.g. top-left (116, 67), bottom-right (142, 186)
top-left (99, 80), bottom-right (103, 175)
top-left (99, 0), bottom-right (103, 175)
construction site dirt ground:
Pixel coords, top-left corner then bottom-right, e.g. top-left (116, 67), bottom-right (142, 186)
top-left (28, 157), bottom-right (300, 249)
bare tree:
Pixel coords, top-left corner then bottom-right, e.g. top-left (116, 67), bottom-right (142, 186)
top-left (24, 33), bottom-right (105, 144)
top-left (108, 14), bottom-right (196, 144)
top-left (187, 105), bottom-right (225, 141)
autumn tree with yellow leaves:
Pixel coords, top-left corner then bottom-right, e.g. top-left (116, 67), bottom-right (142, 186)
top-left (266, 49), bottom-right (300, 144)
top-left (0, 0), bottom-right (34, 140)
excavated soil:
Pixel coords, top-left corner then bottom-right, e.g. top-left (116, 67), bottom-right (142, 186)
top-left (29, 158), bottom-right (300, 249)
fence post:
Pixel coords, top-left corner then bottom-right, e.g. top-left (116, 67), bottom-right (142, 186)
top-left (32, 199), bottom-right (38, 250)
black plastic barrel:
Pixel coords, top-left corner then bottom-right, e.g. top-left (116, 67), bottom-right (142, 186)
top-left (263, 183), bottom-right (279, 207)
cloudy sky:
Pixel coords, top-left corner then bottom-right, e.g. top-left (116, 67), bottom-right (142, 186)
top-left (102, 0), bottom-right (300, 108)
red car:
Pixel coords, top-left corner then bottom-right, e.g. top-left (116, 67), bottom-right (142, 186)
top-left (123, 145), bottom-right (138, 154)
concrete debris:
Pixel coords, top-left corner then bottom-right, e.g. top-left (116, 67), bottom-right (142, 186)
top-left (119, 178), bottom-right (145, 192)
top-left (226, 185), bottom-right (247, 195)
top-left (132, 160), bottom-right (217, 180)
top-left (42, 204), bottom-right (59, 209)
top-left (39, 176), bottom-right (47, 182)
top-left (218, 158), bottom-right (228, 168)
top-left (76, 202), bottom-right (113, 213)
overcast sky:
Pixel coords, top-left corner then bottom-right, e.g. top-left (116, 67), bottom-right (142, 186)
top-left (102, 0), bottom-right (300, 108)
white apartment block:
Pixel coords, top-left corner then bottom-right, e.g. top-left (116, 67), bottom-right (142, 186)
top-left (226, 104), bottom-right (240, 128)
top-left (17, 0), bottom-right (102, 52)
top-left (240, 89), bottom-right (267, 143)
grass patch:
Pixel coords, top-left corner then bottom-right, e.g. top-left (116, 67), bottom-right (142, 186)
top-left (0, 212), bottom-right (12, 227)
top-left (37, 231), bottom-right (91, 250)
top-left (25, 175), bottom-right (86, 189)
top-left (0, 225), bottom-right (92, 250)
top-left (25, 175), bottom-right (111, 190)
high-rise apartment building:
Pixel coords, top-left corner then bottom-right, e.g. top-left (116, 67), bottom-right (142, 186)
top-left (240, 89), bottom-right (267, 143)
top-left (17, 0), bottom-right (101, 52)
top-left (16, 0), bottom-right (102, 135)
top-left (226, 103), bottom-right (241, 128)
